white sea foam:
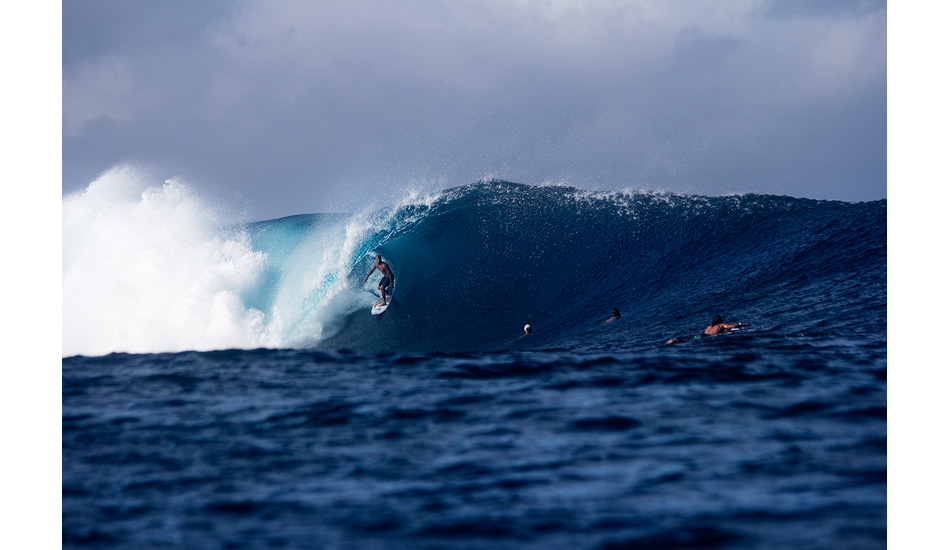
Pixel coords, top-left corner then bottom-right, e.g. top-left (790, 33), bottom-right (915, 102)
top-left (62, 166), bottom-right (274, 356)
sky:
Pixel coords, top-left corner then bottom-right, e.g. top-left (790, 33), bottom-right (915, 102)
top-left (61, 0), bottom-right (887, 220)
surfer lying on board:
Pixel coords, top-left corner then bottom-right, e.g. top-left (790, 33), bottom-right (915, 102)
top-left (665, 315), bottom-right (750, 344)
top-left (364, 254), bottom-right (395, 306)
top-left (605, 309), bottom-right (621, 323)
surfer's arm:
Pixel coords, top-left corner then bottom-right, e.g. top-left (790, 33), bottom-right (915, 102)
top-left (363, 266), bottom-right (377, 283)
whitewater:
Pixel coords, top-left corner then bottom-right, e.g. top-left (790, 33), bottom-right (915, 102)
top-left (63, 166), bottom-right (416, 355)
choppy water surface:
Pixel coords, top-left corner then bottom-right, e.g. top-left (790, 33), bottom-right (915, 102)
top-left (63, 334), bottom-right (885, 549)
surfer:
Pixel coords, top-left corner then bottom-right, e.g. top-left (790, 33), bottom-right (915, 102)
top-left (364, 254), bottom-right (395, 306)
top-left (605, 308), bottom-right (621, 323)
top-left (665, 314), bottom-right (749, 344)
top-left (703, 314), bottom-right (749, 335)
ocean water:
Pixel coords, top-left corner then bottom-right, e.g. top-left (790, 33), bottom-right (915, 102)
top-left (63, 170), bottom-right (886, 549)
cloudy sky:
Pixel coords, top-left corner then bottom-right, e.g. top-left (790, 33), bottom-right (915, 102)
top-left (62, 0), bottom-right (886, 220)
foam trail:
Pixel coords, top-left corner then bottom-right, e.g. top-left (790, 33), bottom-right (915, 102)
top-left (63, 166), bottom-right (272, 356)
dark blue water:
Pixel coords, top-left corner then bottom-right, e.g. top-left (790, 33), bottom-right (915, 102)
top-left (63, 182), bottom-right (886, 549)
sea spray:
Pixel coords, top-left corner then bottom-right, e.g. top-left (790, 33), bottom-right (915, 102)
top-left (63, 166), bottom-right (272, 356)
top-left (256, 214), bottom-right (370, 349)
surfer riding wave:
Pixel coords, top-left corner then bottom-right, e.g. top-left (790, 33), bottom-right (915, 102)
top-left (364, 254), bottom-right (395, 306)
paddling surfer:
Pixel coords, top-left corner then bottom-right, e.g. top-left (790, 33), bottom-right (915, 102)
top-left (665, 314), bottom-right (749, 344)
top-left (703, 314), bottom-right (749, 335)
top-left (364, 254), bottom-right (395, 306)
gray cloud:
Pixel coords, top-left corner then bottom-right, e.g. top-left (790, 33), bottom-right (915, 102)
top-left (63, 0), bottom-right (886, 219)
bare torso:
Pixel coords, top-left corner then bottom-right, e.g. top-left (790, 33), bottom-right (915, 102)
top-left (704, 322), bottom-right (742, 335)
top-left (376, 261), bottom-right (393, 282)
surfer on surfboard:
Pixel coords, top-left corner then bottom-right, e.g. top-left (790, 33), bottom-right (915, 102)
top-left (364, 254), bottom-right (395, 307)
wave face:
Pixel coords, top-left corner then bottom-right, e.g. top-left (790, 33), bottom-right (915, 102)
top-left (63, 169), bottom-right (886, 356)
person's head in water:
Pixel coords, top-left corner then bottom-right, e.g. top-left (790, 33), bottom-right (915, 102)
top-left (711, 314), bottom-right (723, 325)
top-left (613, 309), bottom-right (621, 317)
top-left (524, 324), bottom-right (532, 335)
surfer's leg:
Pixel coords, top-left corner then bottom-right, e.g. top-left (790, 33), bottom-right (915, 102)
top-left (378, 276), bottom-right (390, 305)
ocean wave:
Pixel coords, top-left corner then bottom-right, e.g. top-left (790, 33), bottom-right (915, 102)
top-left (63, 169), bottom-right (885, 356)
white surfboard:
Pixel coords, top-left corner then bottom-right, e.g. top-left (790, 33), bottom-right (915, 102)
top-left (371, 287), bottom-right (394, 315)
top-left (371, 300), bottom-right (391, 315)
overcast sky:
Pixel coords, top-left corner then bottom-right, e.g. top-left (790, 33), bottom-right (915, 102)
top-left (62, 0), bottom-right (886, 219)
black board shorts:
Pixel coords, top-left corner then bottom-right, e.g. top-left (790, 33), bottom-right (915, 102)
top-left (379, 276), bottom-right (392, 289)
